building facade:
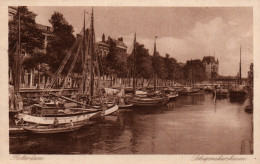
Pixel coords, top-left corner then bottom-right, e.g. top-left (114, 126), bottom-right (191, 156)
top-left (202, 56), bottom-right (219, 79)
top-left (97, 33), bottom-right (127, 58)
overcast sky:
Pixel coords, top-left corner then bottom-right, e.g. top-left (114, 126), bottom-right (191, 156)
top-left (28, 6), bottom-right (253, 77)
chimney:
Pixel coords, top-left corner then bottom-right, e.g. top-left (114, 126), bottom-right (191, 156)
top-left (102, 33), bottom-right (105, 42)
top-left (118, 37), bottom-right (123, 42)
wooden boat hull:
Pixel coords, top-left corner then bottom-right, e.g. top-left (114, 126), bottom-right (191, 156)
top-left (127, 96), bottom-right (169, 107)
top-left (103, 104), bottom-right (119, 116)
top-left (216, 94), bottom-right (228, 98)
top-left (204, 88), bottom-right (214, 93)
top-left (216, 92), bottom-right (229, 97)
top-left (118, 103), bottom-right (133, 109)
top-left (24, 124), bottom-right (83, 134)
top-left (9, 126), bottom-right (26, 134)
top-left (179, 89), bottom-right (200, 96)
top-left (229, 85), bottom-right (247, 99)
top-left (229, 90), bottom-right (246, 98)
top-left (18, 110), bottom-right (101, 125)
top-left (167, 93), bottom-right (178, 101)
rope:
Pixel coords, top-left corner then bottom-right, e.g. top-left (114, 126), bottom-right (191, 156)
top-left (59, 37), bottom-right (82, 93)
top-left (41, 34), bottom-right (82, 96)
top-left (44, 37), bottom-right (79, 93)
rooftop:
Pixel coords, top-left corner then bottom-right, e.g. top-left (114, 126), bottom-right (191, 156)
top-left (109, 37), bottom-right (127, 49)
top-left (97, 41), bottom-right (109, 47)
top-left (36, 24), bottom-right (53, 34)
top-left (202, 56), bottom-right (218, 64)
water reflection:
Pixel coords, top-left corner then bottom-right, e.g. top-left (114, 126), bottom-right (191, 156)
top-left (10, 94), bottom-right (252, 154)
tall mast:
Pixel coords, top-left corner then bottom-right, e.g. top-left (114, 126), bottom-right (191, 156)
top-left (82, 10), bottom-right (86, 94)
top-left (89, 7), bottom-right (94, 97)
top-left (133, 33), bottom-right (136, 93)
top-left (191, 59), bottom-right (194, 87)
top-left (14, 9), bottom-right (21, 94)
top-left (153, 36), bottom-right (157, 91)
top-left (239, 46), bottom-right (242, 85)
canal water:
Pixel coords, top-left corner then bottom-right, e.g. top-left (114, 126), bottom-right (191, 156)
top-left (10, 94), bottom-right (252, 154)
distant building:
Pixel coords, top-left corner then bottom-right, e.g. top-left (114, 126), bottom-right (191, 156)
top-left (97, 34), bottom-right (110, 57)
top-left (202, 56), bottom-right (219, 79)
top-left (97, 33), bottom-right (127, 57)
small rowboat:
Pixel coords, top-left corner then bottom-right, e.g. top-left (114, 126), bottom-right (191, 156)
top-left (23, 123), bottom-right (84, 134)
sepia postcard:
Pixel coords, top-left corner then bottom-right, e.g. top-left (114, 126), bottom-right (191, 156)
top-left (0, 0), bottom-right (260, 163)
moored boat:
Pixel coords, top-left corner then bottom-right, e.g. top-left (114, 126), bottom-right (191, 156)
top-left (179, 87), bottom-right (200, 96)
top-left (103, 103), bottom-right (119, 116)
top-left (17, 8), bottom-right (121, 125)
top-left (18, 107), bottom-right (102, 125)
top-left (24, 123), bottom-right (84, 134)
top-left (10, 125), bottom-right (27, 134)
top-left (229, 85), bottom-right (246, 97)
top-left (127, 95), bottom-right (169, 107)
top-left (229, 46), bottom-right (247, 99)
top-left (118, 103), bottom-right (133, 109)
top-left (215, 88), bottom-right (229, 98)
top-left (118, 97), bottom-right (133, 109)
top-left (126, 35), bottom-right (169, 107)
top-left (160, 88), bottom-right (178, 101)
top-left (204, 86), bottom-right (214, 93)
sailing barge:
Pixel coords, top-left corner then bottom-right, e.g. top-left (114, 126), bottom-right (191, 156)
top-left (126, 35), bottom-right (169, 107)
top-left (229, 46), bottom-right (247, 99)
top-left (23, 123), bottom-right (85, 134)
top-left (17, 8), bottom-right (118, 127)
